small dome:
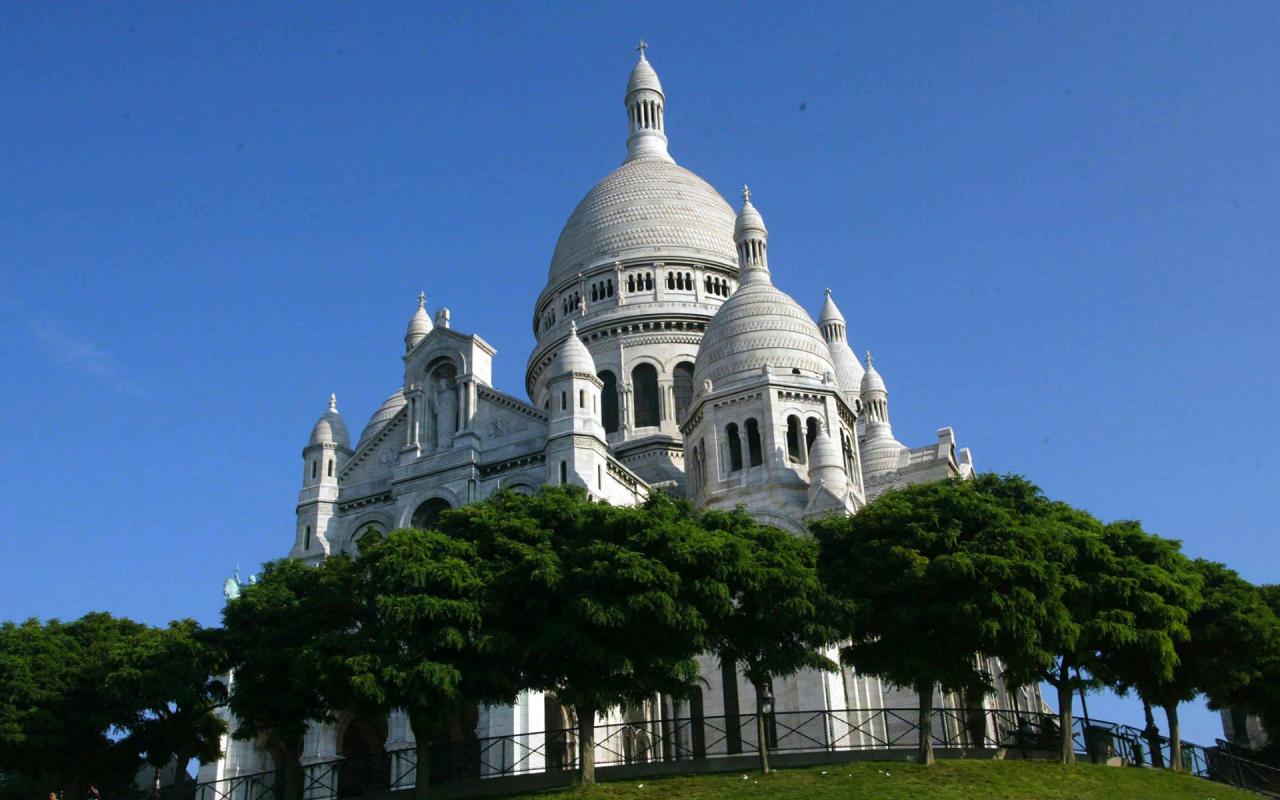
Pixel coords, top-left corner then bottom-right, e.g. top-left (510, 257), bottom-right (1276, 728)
top-left (309, 394), bottom-right (350, 448)
top-left (694, 195), bottom-right (833, 392)
top-left (405, 292), bottom-right (432, 350)
top-left (734, 189), bottom-right (767, 241)
top-left (357, 390), bottom-right (407, 448)
top-left (808, 424), bottom-right (848, 494)
top-left (818, 289), bottom-right (844, 327)
top-left (627, 52), bottom-right (663, 97)
top-left (860, 353), bottom-right (886, 395)
top-left (550, 322), bottom-right (596, 376)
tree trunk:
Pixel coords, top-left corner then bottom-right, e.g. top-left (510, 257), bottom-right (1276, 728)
top-left (279, 745), bottom-right (303, 800)
top-left (1163, 703), bottom-right (1183, 772)
top-left (917, 681), bottom-right (935, 766)
top-left (413, 739), bottom-right (432, 800)
top-left (1055, 661), bottom-right (1075, 764)
top-left (577, 705), bottom-right (596, 785)
top-left (754, 684), bottom-right (770, 774)
top-left (1143, 700), bottom-right (1164, 769)
top-left (169, 751), bottom-right (190, 800)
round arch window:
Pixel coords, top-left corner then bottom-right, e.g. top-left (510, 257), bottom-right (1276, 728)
top-left (411, 498), bottom-right (452, 529)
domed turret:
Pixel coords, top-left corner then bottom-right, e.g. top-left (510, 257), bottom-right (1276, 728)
top-left (550, 322), bottom-right (596, 376)
top-left (818, 289), bottom-right (864, 401)
top-left (625, 41), bottom-right (671, 163)
top-left (405, 292), bottom-right (432, 352)
top-left (859, 353), bottom-right (904, 478)
top-left (694, 189), bottom-right (834, 392)
top-left (309, 394), bottom-right (350, 448)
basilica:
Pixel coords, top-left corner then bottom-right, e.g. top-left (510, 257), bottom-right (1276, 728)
top-left (200, 46), bottom-right (1036, 794)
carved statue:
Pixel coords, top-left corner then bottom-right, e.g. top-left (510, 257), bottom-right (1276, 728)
top-left (434, 377), bottom-right (458, 447)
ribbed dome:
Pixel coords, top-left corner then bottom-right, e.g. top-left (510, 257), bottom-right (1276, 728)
top-left (694, 276), bottom-right (835, 392)
top-left (861, 358), bottom-right (886, 395)
top-left (861, 428), bottom-right (906, 477)
top-left (309, 395), bottom-right (350, 448)
top-left (405, 293), bottom-right (431, 351)
top-left (627, 54), bottom-right (663, 96)
top-left (550, 322), bottom-right (596, 376)
top-left (547, 158), bottom-right (737, 284)
top-left (356, 390), bottom-right (407, 448)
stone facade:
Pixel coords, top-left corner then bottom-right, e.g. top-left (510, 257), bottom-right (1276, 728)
top-left (200, 46), bottom-right (1033, 792)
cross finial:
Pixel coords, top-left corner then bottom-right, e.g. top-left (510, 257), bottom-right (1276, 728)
top-left (328, 393), bottom-right (337, 412)
top-left (865, 351), bottom-right (874, 368)
top-left (636, 40), bottom-right (648, 57)
top-left (825, 287), bottom-right (832, 297)
top-left (742, 184), bottom-right (751, 203)
top-left (417, 291), bottom-right (425, 309)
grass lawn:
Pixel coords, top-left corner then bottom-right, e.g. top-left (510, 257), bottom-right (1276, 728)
top-left (503, 760), bottom-right (1253, 799)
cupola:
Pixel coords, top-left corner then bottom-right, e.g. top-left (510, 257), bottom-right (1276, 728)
top-left (308, 394), bottom-right (350, 449)
top-left (405, 292), bottom-right (432, 352)
top-left (625, 41), bottom-right (672, 163)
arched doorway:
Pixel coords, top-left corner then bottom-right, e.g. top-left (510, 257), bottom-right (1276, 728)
top-left (338, 715), bottom-right (388, 797)
top-left (544, 695), bottom-right (574, 772)
top-left (411, 498), bottom-right (451, 529)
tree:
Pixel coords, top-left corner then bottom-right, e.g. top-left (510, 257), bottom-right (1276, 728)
top-left (221, 557), bottom-right (361, 800)
top-left (700, 508), bottom-right (837, 774)
top-left (811, 475), bottom-right (1061, 766)
top-left (1088, 522), bottom-right (1199, 771)
top-left (104, 620), bottom-right (229, 800)
top-left (347, 528), bottom-right (519, 799)
top-left (0, 614), bottom-right (147, 799)
top-left (437, 487), bottom-right (733, 785)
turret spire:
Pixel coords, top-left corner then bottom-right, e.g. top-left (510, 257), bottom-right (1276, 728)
top-left (734, 185), bottom-right (769, 279)
top-left (625, 42), bottom-right (671, 163)
top-left (405, 290), bottom-right (432, 352)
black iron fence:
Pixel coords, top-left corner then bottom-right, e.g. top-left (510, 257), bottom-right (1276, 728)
top-left (194, 707), bottom-right (1280, 800)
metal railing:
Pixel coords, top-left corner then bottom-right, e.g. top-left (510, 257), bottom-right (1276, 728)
top-left (193, 707), bottom-right (1280, 799)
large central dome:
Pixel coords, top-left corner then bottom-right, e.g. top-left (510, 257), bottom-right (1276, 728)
top-left (547, 157), bottom-right (737, 284)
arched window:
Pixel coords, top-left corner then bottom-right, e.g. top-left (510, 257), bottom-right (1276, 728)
top-left (698, 437), bottom-right (707, 488)
top-left (786, 415), bottom-right (803, 463)
top-left (304, 525), bottom-right (311, 550)
top-left (327, 459), bottom-right (334, 477)
top-left (689, 444), bottom-right (700, 490)
top-left (560, 391), bottom-right (567, 411)
top-left (311, 460), bottom-right (318, 480)
top-left (627, 275), bottom-right (636, 293)
top-left (607, 279), bottom-right (614, 297)
top-left (672, 361), bottom-right (695, 422)
top-left (632, 363), bottom-right (660, 427)
top-left (726, 423), bottom-right (743, 472)
top-left (745, 418), bottom-right (763, 467)
top-left (666, 272), bottom-right (675, 290)
top-left (579, 389), bottom-right (585, 409)
top-left (806, 418), bottom-right (820, 453)
top-left (411, 498), bottom-right (451, 529)
top-left (599, 370), bottom-right (619, 433)
top-left (645, 273), bottom-right (654, 291)
top-left (559, 461), bottom-right (568, 485)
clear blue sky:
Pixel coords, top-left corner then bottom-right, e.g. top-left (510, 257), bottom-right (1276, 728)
top-left (2, 2), bottom-right (1277, 747)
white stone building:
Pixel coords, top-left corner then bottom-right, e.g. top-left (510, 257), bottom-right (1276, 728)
top-left (200, 46), bottom-right (1037, 794)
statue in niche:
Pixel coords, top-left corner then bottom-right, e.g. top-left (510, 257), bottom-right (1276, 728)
top-left (433, 376), bottom-right (458, 449)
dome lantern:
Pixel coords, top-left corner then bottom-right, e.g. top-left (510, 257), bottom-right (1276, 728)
top-left (405, 291), bottom-right (432, 352)
top-left (625, 41), bottom-right (672, 163)
top-left (308, 393), bottom-right (351, 449)
top-left (734, 186), bottom-right (769, 280)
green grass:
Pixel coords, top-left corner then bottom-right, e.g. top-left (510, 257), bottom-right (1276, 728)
top-left (505, 760), bottom-right (1254, 800)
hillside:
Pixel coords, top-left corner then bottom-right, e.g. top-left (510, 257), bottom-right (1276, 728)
top-left (503, 760), bottom-right (1253, 800)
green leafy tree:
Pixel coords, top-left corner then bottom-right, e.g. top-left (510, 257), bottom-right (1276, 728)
top-left (105, 619), bottom-right (229, 800)
top-left (702, 508), bottom-right (837, 774)
top-left (221, 557), bottom-right (361, 800)
top-left (0, 614), bottom-right (146, 799)
top-left (348, 528), bottom-right (519, 799)
top-left (437, 487), bottom-right (733, 785)
top-left (812, 475), bottom-right (1061, 766)
top-left (1088, 522), bottom-right (1199, 771)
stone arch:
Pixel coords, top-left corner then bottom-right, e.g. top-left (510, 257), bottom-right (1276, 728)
top-left (598, 369), bottom-right (620, 433)
top-left (336, 711), bottom-right (388, 798)
top-left (411, 498), bottom-right (452, 529)
top-left (344, 511), bottom-right (393, 554)
top-left (671, 361), bottom-right (695, 423)
top-left (631, 362), bottom-right (660, 428)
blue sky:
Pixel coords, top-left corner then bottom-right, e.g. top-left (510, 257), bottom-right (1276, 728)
top-left (1, 2), bottom-right (1277, 746)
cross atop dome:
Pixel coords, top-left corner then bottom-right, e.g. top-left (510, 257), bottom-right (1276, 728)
top-left (417, 291), bottom-right (425, 309)
top-left (636, 40), bottom-right (648, 57)
top-left (742, 184), bottom-right (751, 203)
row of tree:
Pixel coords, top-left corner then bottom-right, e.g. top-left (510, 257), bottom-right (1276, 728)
top-left (3, 476), bottom-right (1279, 800)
